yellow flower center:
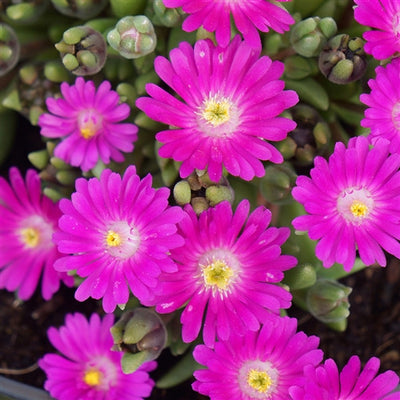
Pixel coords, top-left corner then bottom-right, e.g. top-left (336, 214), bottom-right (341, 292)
top-left (106, 230), bottom-right (122, 247)
top-left (202, 97), bottom-right (231, 127)
top-left (203, 260), bottom-right (233, 290)
top-left (247, 369), bottom-right (273, 394)
top-left (80, 122), bottom-right (98, 139)
top-left (350, 200), bottom-right (368, 218)
top-left (83, 368), bottom-right (102, 387)
top-left (20, 227), bottom-right (40, 248)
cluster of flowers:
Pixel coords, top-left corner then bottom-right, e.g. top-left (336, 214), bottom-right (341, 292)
top-left (1, 0), bottom-right (400, 399)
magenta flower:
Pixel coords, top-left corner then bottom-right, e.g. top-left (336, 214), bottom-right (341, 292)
top-left (193, 316), bottom-right (323, 400)
top-left (354, 0), bottom-right (400, 60)
top-left (153, 200), bottom-right (296, 347)
top-left (136, 36), bottom-right (298, 183)
top-left (0, 167), bottom-right (72, 300)
top-left (289, 356), bottom-right (400, 400)
top-left (360, 58), bottom-right (400, 153)
top-left (38, 77), bottom-right (138, 171)
top-left (163, 0), bottom-right (295, 49)
top-left (53, 166), bottom-right (184, 313)
top-left (292, 136), bottom-right (400, 271)
top-left (39, 313), bottom-right (156, 400)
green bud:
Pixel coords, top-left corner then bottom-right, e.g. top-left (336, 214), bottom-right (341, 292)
top-left (111, 308), bottom-right (167, 373)
top-left (56, 170), bottom-right (80, 186)
top-left (284, 55), bottom-right (317, 80)
top-left (107, 16), bottom-right (157, 59)
top-left (2, 88), bottom-right (22, 112)
top-left (290, 17), bottom-right (337, 58)
top-left (0, 24), bottom-right (20, 77)
top-left (51, 0), bottom-right (108, 19)
top-left (173, 180), bottom-right (192, 206)
top-left (110, 0), bottom-right (147, 18)
top-left (205, 185), bottom-right (234, 206)
top-left (28, 149), bottom-right (50, 170)
top-left (116, 83), bottom-right (137, 109)
top-left (50, 156), bottom-right (70, 170)
top-left (319, 34), bottom-right (367, 84)
top-left (56, 26), bottom-right (107, 76)
top-left (283, 263), bottom-right (317, 290)
top-left (259, 162), bottom-right (297, 205)
top-left (43, 186), bottom-right (64, 202)
top-left (153, 0), bottom-right (184, 27)
top-left (5, 1), bottom-right (47, 22)
top-left (191, 197), bottom-right (209, 215)
top-left (306, 279), bottom-right (352, 324)
top-left (275, 137), bottom-right (297, 160)
top-left (44, 60), bottom-right (70, 83)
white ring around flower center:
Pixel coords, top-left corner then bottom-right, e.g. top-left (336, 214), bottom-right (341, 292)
top-left (196, 94), bottom-right (240, 137)
top-left (238, 360), bottom-right (279, 399)
top-left (104, 221), bottom-right (141, 259)
top-left (336, 187), bottom-right (374, 224)
top-left (197, 248), bottom-right (239, 297)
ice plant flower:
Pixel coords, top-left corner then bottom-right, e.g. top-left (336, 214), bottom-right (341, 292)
top-left (136, 36), bottom-right (298, 183)
top-left (39, 313), bottom-right (156, 400)
top-left (153, 199), bottom-right (297, 346)
top-left (360, 57), bottom-right (400, 153)
top-left (292, 135), bottom-right (400, 271)
top-left (38, 77), bottom-right (138, 171)
top-left (53, 166), bottom-right (184, 312)
top-left (354, 0), bottom-right (400, 60)
top-left (162, 0), bottom-right (295, 49)
top-left (193, 315), bottom-right (323, 400)
top-left (289, 355), bottom-right (400, 400)
top-left (0, 167), bottom-right (72, 300)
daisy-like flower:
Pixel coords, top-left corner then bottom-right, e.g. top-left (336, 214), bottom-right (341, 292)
top-left (53, 165), bottom-right (184, 313)
top-left (292, 135), bottom-right (400, 271)
top-left (39, 313), bottom-right (156, 400)
top-left (38, 77), bottom-right (138, 172)
top-left (153, 200), bottom-right (297, 347)
top-left (163, 0), bottom-right (295, 49)
top-left (289, 356), bottom-right (400, 400)
top-left (136, 36), bottom-right (298, 183)
top-left (354, 0), bottom-right (400, 60)
top-left (0, 167), bottom-right (73, 300)
top-left (360, 57), bottom-right (400, 153)
top-left (192, 315), bottom-right (323, 400)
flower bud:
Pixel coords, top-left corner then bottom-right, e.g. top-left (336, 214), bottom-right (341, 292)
top-left (205, 185), bottom-right (234, 206)
top-left (55, 26), bottom-right (106, 75)
top-left (0, 24), bottom-right (20, 77)
top-left (319, 34), bottom-right (367, 84)
top-left (173, 180), bottom-right (192, 206)
top-left (290, 17), bottom-right (337, 58)
top-left (50, 0), bottom-right (108, 19)
top-left (306, 279), bottom-right (352, 324)
top-left (152, 0), bottom-right (184, 27)
top-left (2, 0), bottom-right (48, 22)
top-left (107, 16), bottom-right (157, 59)
top-left (259, 162), bottom-right (297, 205)
top-left (283, 263), bottom-right (317, 290)
top-left (111, 308), bottom-right (167, 374)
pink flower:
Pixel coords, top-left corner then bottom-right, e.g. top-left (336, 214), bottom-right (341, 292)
top-left (360, 57), bottom-right (400, 153)
top-left (292, 136), bottom-right (400, 271)
top-left (153, 200), bottom-right (296, 347)
top-left (38, 77), bottom-right (138, 171)
top-left (136, 36), bottom-right (298, 183)
top-left (39, 313), bottom-right (156, 400)
top-left (354, 0), bottom-right (400, 60)
top-left (53, 166), bottom-right (184, 313)
top-left (163, 0), bottom-right (295, 49)
top-left (193, 316), bottom-right (323, 400)
top-left (0, 167), bottom-right (72, 300)
top-left (289, 356), bottom-right (400, 400)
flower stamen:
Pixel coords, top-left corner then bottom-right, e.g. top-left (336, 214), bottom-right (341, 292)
top-left (20, 227), bottom-right (40, 248)
top-left (202, 97), bottom-right (231, 127)
top-left (350, 200), bottom-right (368, 218)
top-left (247, 369), bottom-right (273, 394)
top-left (83, 368), bottom-right (102, 387)
top-left (202, 259), bottom-right (233, 290)
top-left (106, 230), bottom-right (122, 247)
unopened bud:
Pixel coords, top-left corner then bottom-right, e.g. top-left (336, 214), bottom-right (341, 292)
top-left (319, 34), bottom-right (367, 84)
top-left (111, 308), bottom-right (167, 373)
top-left (107, 15), bottom-right (157, 59)
top-left (153, 0), bottom-right (184, 27)
top-left (290, 17), bottom-right (337, 58)
top-left (0, 24), bottom-right (19, 76)
top-left (56, 26), bottom-right (106, 75)
top-left (51, 0), bottom-right (108, 19)
top-left (4, 0), bottom-right (47, 22)
top-left (205, 185), bottom-right (234, 206)
top-left (173, 180), bottom-right (192, 206)
top-left (283, 263), bottom-right (316, 290)
top-left (306, 279), bottom-right (352, 324)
